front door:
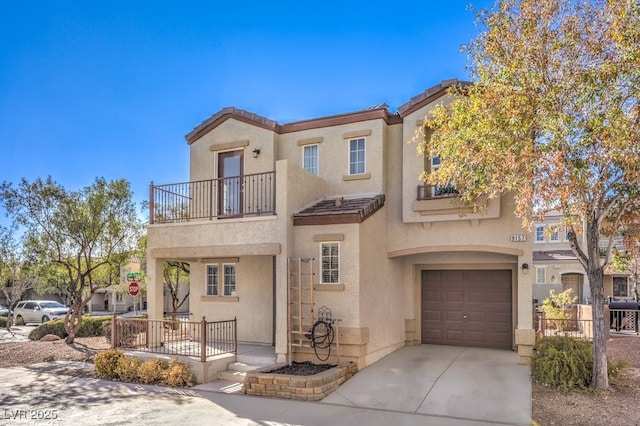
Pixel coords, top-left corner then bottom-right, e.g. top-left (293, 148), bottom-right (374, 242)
top-left (562, 274), bottom-right (582, 303)
top-left (218, 150), bottom-right (243, 217)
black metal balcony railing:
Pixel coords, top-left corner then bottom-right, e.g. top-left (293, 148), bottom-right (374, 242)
top-left (150, 171), bottom-right (275, 224)
top-left (416, 184), bottom-right (459, 200)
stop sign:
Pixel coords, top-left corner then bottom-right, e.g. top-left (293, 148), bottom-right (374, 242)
top-left (128, 282), bottom-right (140, 297)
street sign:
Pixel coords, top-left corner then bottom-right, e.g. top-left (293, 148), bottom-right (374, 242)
top-left (128, 282), bottom-right (140, 297)
top-left (127, 272), bottom-right (142, 282)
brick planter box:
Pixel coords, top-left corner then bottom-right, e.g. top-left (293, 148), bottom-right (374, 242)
top-left (243, 362), bottom-right (358, 401)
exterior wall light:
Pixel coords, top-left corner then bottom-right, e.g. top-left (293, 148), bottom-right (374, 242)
top-left (252, 148), bottom-right (261, 158)
top-left (521, 263), bottom-right (529, 274)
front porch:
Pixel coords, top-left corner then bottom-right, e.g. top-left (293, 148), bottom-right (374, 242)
top-left (110, 315), bottom-right (280, 383)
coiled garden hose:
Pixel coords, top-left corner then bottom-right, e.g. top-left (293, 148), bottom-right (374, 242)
top-left (310, 319), bottom-right (334, 361)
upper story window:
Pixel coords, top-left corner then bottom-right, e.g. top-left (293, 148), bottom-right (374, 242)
top-left (320, 242), bottom-right (340, 284)
top-left (534, 224), bottom-right (566, 243)
top-left (303, 144), bottom-right (318, 176)
top-left (349, 138), bottom-right (366, 175)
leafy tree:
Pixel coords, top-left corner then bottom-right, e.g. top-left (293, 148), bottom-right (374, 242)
top-left (417, 0), bottom-right (640, 389)
top-left (0, 227), bottom-right (37, 309)
top-left (610, 226), bottom-right (640, 301)
top-left (0, 177), bottom-right (143, 343)
top-left (164, 261), bottom-right (190, 321)
top-left (539, 288), bottom-right (577, 330)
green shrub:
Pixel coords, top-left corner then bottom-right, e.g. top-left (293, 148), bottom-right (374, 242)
top-left (115, 356), bottom-right (142, 382)
top-left (137, 359), bottom-right (167, 384)
top-left (102, 320), bottom-right (112, 343)
top-left (0, 317), bottom-right (9, 327)
top-left (163, 358), bottom-right (193, 387)
top-left (28, 319), bottom-right (67, 340)
top-left (532, 336), bottom-right (628, 391)
top-left (28, 315), bottom-right (111, 340)
top-left (95, 349), bottom-right (125, 380)
top-left (103, 319), bottom-right (147, 346)
top-left (76, 316), bottom-right (111, 337)
top-left (607, 358), bottom-right (629, 386)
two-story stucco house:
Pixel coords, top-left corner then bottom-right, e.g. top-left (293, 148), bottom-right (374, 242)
top-left (146, 79), bottom-right (536, 368)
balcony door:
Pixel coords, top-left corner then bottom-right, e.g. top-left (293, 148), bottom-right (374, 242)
top-left (218, 150), bottom-right (243, 217)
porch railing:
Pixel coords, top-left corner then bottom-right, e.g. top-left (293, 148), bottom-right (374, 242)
top-left (110, 316), bottom-right (237, 361)
top-left (535, 310), bottom-right (594, 340)
top-left (416, 184), bottom-right (458, 200)
top-left (610, 308), bottom-right (639, 334)
top-left (149, 171), bottom-right (275, 224)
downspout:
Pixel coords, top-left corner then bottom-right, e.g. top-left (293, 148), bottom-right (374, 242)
top-left (272, 255), bottom-right (276, 346)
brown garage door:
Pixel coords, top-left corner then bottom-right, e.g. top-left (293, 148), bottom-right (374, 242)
top-left (421, 270), bottom-right (512, 349)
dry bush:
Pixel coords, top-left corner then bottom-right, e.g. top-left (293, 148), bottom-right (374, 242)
top-left (137, 359), bottom-right (167, 384)
top-left (163, 358), bottom-right (193, 387)
top-left (95, 349), bottom-right (125, 380)
top-left (115, 356), bottom-right (142, 382)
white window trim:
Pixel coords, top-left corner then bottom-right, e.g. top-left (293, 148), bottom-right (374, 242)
top-left (320, 242), bottom-right (340, 284)
top-left (535, 225), bottom-right (545, 243)
top-left (302, 144), bottom-right (319, 176)
top-left (348, 137), bottom-right (366, 175)
top-left (223, 263), bottom-right (237, 297)
top-left (206, 264), bottom-right (219, 296)
top-left (535, 266), bottom-right (547, 284)
top-left (205, 262), bottom-right (238, 298)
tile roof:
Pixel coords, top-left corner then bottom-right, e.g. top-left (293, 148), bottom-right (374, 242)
top-left (293, 195), bottom-right (385, 225)
top-left (533, 250), bottom-right (577, 261)
top-left (185, 80), bottom-right (464, 144)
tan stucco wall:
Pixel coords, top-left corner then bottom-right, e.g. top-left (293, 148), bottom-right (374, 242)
top-left (189, 118), bottom-right (277, 181)
top-left (189, 255), bottom-right (274, 344)
top-left (290, 223), bottom-right (362, 327)
top-left (357, 205), bottom-right (406, 365)
top-left (277, 119), bottom-right (387, 196)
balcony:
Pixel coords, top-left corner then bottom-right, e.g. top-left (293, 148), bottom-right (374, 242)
top-left (416, 184), bottom-right (458, 200)
top-left (150, 171), bottom-right (275, 224)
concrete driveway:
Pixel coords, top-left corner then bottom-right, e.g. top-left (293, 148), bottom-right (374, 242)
top-left (322, 344), bottom-right (532, 425)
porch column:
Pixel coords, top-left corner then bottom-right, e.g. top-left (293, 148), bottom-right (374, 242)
top-left (147, 257), bottom-right (164, 321)
top-left (515, 255), bottom-right (536, 364)
top-left (274, 254), bottom-right (289, 364)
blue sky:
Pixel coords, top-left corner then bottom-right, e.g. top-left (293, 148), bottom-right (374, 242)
top-left (0, 0), bottom-right (493, 211)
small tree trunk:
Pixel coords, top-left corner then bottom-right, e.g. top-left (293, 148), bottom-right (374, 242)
top-left (586, 221), bottom-right (608, 390)
top-left (589, 270), bottom-right (608, 389)
top-left (64, 299), bottom-right (85, 344)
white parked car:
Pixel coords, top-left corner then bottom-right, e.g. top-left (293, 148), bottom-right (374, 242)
top-left (13, 300), bottom-right (69, 325)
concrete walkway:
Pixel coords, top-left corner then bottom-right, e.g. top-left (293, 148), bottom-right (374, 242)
top-left (0, 345), bottom-right (531, 425)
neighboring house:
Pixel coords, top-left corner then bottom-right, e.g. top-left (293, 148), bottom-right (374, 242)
top-left (532, 213), bottom-right (631, 305)
top-left (146, 79), bottom-right (536, 367)
top-left (89, 261), bottom-right (146, 313)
